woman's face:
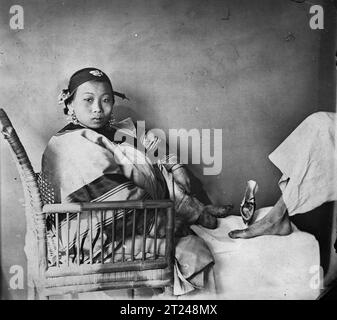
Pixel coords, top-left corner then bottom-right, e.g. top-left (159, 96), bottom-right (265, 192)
top-left (69, 81), bottom-right (114, 129)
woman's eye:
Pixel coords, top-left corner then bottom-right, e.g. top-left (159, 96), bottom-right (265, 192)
top-left (84, 98), bottom-right (93, 102)
top-left (103, 98), bottom-right (111, 103)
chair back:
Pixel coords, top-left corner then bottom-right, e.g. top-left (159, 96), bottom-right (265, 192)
top-left (0, 108), bottom-right (47, 276)
top-left (0, 109), bottom-right (43, 213)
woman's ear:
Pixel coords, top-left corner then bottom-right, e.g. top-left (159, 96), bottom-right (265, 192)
top-left (67, 103), bottom-right (74, 114)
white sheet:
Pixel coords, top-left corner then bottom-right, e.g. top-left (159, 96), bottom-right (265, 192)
top-left (191, 207), bottom-right (321, 300)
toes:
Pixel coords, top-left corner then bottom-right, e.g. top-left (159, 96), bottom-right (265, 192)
top-left (228, 229), bottom-right (250, 239)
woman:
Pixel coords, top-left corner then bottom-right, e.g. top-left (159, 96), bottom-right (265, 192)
top-left (41, 67), bottom-right (233, 296)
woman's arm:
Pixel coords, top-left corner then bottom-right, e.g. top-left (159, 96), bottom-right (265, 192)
top-left (139, 129), bottom-right (191, 194)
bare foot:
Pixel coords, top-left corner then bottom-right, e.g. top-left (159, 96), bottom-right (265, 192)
top-left (228, 197), bottom-right (293, 239)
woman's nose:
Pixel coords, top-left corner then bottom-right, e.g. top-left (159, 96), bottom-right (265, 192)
top-left (92, 100), bottom-right (103, 113)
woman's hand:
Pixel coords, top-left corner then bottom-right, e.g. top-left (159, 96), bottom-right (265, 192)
top-left (172, 166), bottom-right (191, 194)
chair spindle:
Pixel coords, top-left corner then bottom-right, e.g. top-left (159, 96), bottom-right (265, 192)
top-left (55, 213), bottom-right (59, 267)
top-left (77, 212), bottom-right (80, 266)
top-left (89, 211), bottom-right (93, 264)
top-left (154, 208), bottom-right (158, 260)
top-left (122, 210), bottom-right (126, 262)
top-left (142, 208), bottom-right (147, 261)
top-left (100, 210), bottom-right (104, 264)
top-left (66, 213), bottom-right (69, 266)
top-left (111, 210), bottom-right (115, 263)
top-left (131, 208), bottom-right (136, 261)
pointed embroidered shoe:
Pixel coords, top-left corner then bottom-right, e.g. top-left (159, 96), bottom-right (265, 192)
top-left (240, 180), bottom-right (259, 226)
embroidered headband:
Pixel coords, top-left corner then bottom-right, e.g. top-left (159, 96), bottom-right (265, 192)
top-left (58, 67), bottom-right (129, 105)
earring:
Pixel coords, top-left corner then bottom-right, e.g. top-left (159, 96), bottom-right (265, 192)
top-left (67, 109), bottom-right (80, 125)
top-left (107, 112), bottom-right (116, 129)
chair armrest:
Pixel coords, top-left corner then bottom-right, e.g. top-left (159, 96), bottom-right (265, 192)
top-left (43, 199), bottom-right (175, 272)
top-left (42, 200), bottom-right (174, 214)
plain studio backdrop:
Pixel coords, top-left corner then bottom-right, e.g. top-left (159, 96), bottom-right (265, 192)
top-left (0, 0), bottom-right (336, 299)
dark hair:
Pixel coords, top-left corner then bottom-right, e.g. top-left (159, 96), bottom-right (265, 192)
top-left (63, 93), bottom-right (74, 115)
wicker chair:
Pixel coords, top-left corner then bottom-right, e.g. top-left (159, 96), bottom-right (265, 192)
top-left (0, 108), bottom-right (175, 300)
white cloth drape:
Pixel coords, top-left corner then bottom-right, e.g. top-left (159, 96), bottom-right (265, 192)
top-left (269, 112), bottom-right (337, 216)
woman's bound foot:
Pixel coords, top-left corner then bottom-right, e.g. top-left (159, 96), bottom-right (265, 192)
top-left (196, 203), bottom-right (234, 229)
top-left (228, 197), bottom-right (293, 239)
top-left (203, 203), bottom-right (234, 218)
top-left (196, 211), bottom-right (218, 229)
top-left (175, 194), bottom-right (232, 229)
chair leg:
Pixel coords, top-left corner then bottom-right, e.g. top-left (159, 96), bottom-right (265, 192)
top-left (27, 279), bottom-right (37, 300)
top-left (127, 288), bottom-right (135, 299)
top-left (37, 288), bottom-right (49, 300)
top-left (164, 286), bottom-right (173, 296)
top-left (27, 286), bottom-right (36, 300)
top-left (71, 292), bottom-right (79, 300)
top-left (38, 293), bottom-right (49, 300)
top-left (27, 266), bottom-right (37, 300)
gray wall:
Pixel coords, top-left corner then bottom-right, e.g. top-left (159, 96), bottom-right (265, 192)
top-left (0, 0), bottom-right (335, 299)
